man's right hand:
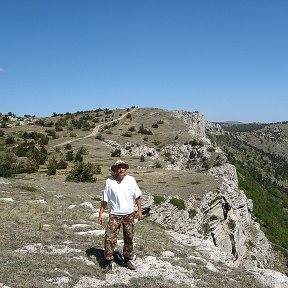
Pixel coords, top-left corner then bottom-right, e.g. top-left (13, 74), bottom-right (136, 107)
top-left (98, 201), bottom-right (107, 225)
top-left (98, 213), bottom-right (104, 225)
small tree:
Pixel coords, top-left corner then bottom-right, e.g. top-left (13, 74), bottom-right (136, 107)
top-left (95, 164), bottom-right (102, 174)
top-left (111, 149), bottom-right (121, 157)
top-left (128, 126), bottom-right (136, 132)
top-left (78, 146), bottom-right (88, 155)
top-left (39, 146), bottom-right (48, 165)
top-left (65, 143), bottom-right (72, 150)
top-left (66, 162), bottom-right (96, 182)
top-left (138, 124), bottom-right (153, 135)
top-left (74, 150), bottom-right (83, 162)
top-left (65, 150), bottom-right (74, 161)
top-left (0, 152), bottom-right (17, 177)
top-left (5, 135), bottom-right (15, 145)
top-left (57, 159), bottom-right (68, 169)
top-left (47, 157), bottom-right (57, 175)
top-left (96, 134), bottom-right (104, 140)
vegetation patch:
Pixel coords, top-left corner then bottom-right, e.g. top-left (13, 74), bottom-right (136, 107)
top-left (16, 185), bottom-right (39, 193)
top-left (153, 195), bottom-right (165, 206)
top-left (201, 222), bottom-right (210, 236)
top-left (188, 209), bottom-right (197, 219)
top-left (66, 162), bottom-right (97, 182)
top-left (169, 197), bottom-right (186, 210)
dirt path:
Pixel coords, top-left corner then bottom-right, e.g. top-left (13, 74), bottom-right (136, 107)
top-left (52, 108), bottom-right (138, 148)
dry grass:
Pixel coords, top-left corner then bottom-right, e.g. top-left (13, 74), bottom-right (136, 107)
top-left (0, 108), bottom-right (271, 287)
top-left (0, 175), bottom-right (264, 288)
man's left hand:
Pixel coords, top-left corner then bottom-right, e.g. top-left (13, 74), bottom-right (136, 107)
top-left (137, 210), bottom-right (143, 221)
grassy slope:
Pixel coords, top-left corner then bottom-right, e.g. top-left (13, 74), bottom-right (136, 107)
top-left (0, 177), bottom-right (263, 287)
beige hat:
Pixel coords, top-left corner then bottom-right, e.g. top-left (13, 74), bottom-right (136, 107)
top-left (111, 160), bottom-right (129, 172)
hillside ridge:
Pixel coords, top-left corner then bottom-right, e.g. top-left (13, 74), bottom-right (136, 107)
top-left (0, 107), bottom-right (287, 287)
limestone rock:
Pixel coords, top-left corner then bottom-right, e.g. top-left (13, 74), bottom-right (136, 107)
top-left (148, 163), bottom-right (272, 268)
top-left (174, 110), bottom-right (206, 137)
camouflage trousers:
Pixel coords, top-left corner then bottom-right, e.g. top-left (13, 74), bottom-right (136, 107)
top-left (104, 212), bottom-right (135, 261)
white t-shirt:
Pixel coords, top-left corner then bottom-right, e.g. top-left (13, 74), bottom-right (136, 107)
top-left (102, 175), bottom-right (142, 215)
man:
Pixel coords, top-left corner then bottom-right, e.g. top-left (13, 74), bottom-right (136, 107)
top-left (98, 160), bottom-right (142, 271)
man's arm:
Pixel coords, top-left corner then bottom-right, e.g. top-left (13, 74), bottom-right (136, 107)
top-left (98, 201), bottom-right (107, 225)
top-left (135, 196), bottom-right (142, 221)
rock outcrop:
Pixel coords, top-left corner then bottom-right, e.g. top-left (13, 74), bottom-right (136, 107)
top-left (174, 110), bottom-right (206, 137)
top-left (148, 111), bottom-right (273, 269)
top-left (148, 163), bottom-right (272, 268)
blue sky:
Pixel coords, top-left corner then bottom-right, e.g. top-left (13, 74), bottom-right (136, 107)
top-left (0, 0), bottom-right (287, 123)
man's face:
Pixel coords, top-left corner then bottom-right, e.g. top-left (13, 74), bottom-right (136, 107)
top-left (115, 165), bottom-right (126, 178)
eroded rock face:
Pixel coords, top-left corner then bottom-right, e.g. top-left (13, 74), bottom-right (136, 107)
top-left (174, 110), bottom-right (206, 137)
top-left (148, 163), bottom-right (271, 268)
top-left (205, 121), bottom-right (224, 135)
top-left (104, 140), bottom-right (158, 159)
top-left (207, 164), bottom-right (271, 267)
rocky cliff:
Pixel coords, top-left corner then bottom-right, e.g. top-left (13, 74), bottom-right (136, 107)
top-left (144, 111), bottom-right (273, 269)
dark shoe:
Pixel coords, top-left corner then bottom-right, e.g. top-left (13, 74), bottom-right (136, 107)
top-left (102, 259), bottom-right (112, 272)
top-left (123, 260), bottom-right (135, 270)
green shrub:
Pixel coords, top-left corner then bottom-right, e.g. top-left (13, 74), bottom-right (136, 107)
top-left (47, 157), bottom-right (57, 175)
top-left (111, 149), bottom-right (121, 157)
top-left (128, 126), bottom-right (136, 132)
top-left (0, 152), bottom-right (17, 177)
top-left (65, 144), bottom-right (72, 150)
top-left (190, 181), bottom-right (200, 185)
top-left (210, 215), bottom-right (218, 221)
top-left (122, 131), bottom-right (132, 137)
top-left (155, 162), bottom-right (162, 168)
top-left (17, 185), bottom-right (38, 192)
top-left (189, 209), bottom-right (197, 219)
top-left (202, 222), bottom-right (210, 235)
top-left (189, 139), bottom-right (204, 147)
top-left (169, 197), bottom-right (185, 210)
top-left (91, 196), bottom-right (102, 201)
top-left (17, 158), bottom-right (39, 174)
top-left (5, 135), bottom-right (15, 145)
top-left (95, 164), bottom-right (102, 174)
top-left (138, 124), bottom-right (153, 135)
top-left (57, 159), bottom-right (68, 169)
top-left (74, 151), bottom-right (83, 162)
top-left (66, 162), bottom-right (96, 182)
top-left (96, 134), bottom-right (104, 140)
top-left (69, 132), bottom-right (77, 137)
top-left (153, 195), bottom-right (165, 206)
top-left (228, 220), bottom-right (236, 231)
top-left (65, 150), bottom-right (74, 161)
